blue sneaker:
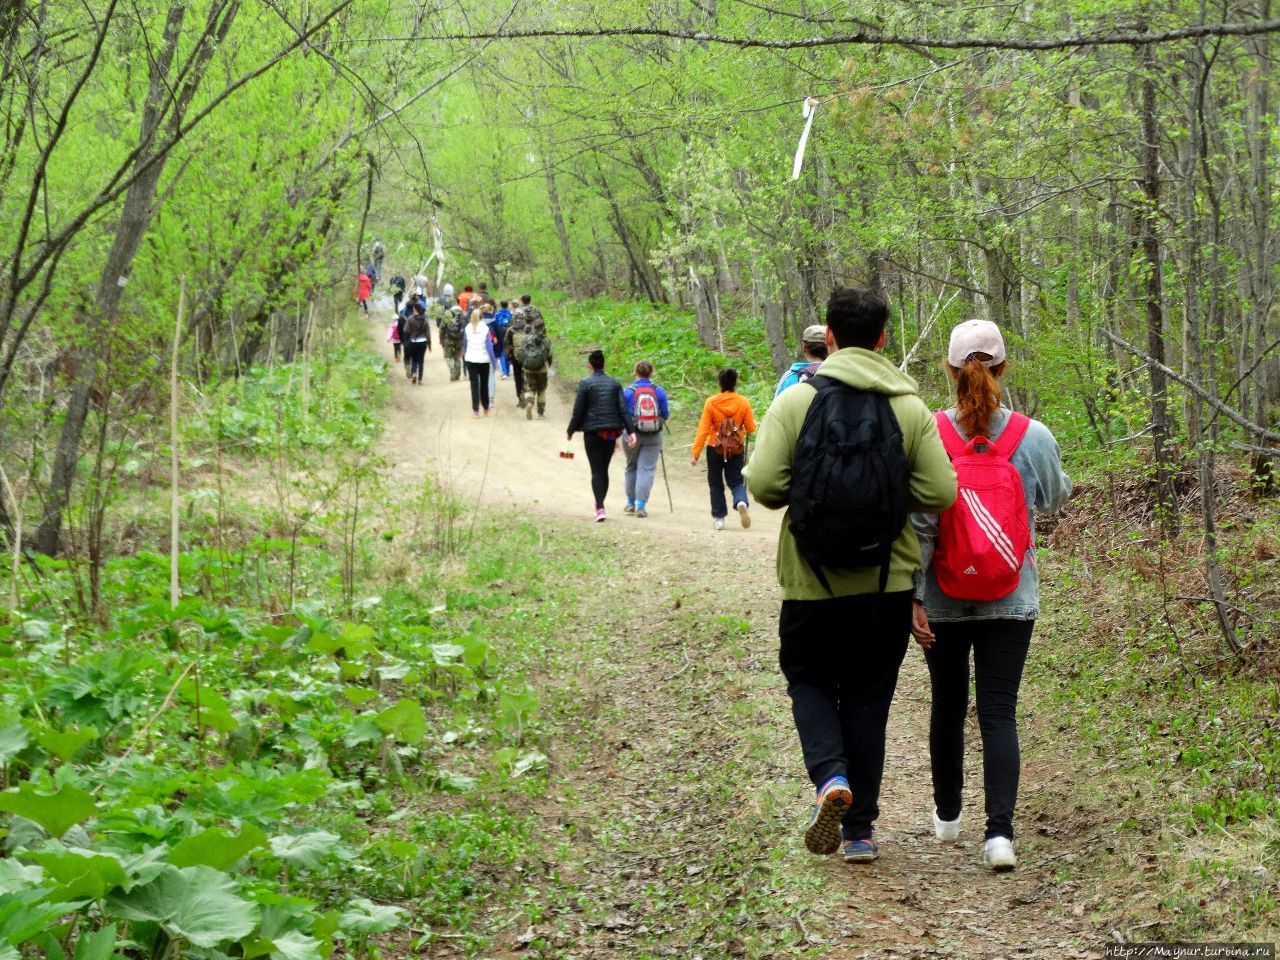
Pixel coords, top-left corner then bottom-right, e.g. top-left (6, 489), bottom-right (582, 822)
top-left (803, 776), bottom-right (852, 855)
top-left (841, 835), bottom-right (880, 863)
top-left (624, 501), bottom-right (636, 514)
top-left (635, 500), bottom-right (647, 518)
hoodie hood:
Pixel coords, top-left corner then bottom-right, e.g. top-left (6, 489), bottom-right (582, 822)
top-left (815, 347), bottom-right (919, 396)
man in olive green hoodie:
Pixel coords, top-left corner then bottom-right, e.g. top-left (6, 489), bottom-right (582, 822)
top-left (745, 287), bottom-right (956, 863)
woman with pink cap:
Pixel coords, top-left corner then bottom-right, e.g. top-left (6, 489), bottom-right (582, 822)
top-left (910, 319), bottom-right (1072, 872)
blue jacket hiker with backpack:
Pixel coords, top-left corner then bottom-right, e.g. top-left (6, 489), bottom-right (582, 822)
top-left (745, 287), bottom-right (956, 865)
top-left (909, 319), bottom-right (1071, 872)
top-left (621, 362), bottom-right (670, 518)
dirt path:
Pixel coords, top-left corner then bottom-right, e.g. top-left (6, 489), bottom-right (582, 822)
top-left (369, 316), bottom-right (1103, 958)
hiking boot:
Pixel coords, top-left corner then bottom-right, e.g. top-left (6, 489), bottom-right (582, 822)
top-left (635, 504), bottom-right (648, 518)
top-left (526, 402), bottom-right (533, 421)
top-left (713, 518), bottom-right (725, 531)
top-left (803, 776), bottom-right (852, 855)
top-left (624, 502), bottom-right (636, 514)
top-left (933, 809), bottom-right (961, 843)
top-left (842, 836), bottom-right (880, 863)
top-left (517, 398), bottom-right (526, 408)
top-left (735, 501), bottom-right (751, 528)
top-left (538, 409), bottom-right (546, 419)
top-left (983, 837), bottom-right (1016, 872)
top-left (594, 508), bottom-right (606, 523)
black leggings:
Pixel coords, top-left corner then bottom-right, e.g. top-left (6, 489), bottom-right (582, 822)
top-left (582, 432), bottom-right (616, 509)
top-left (466, 361), bottom-right (490, 412)
top-left (924, 618), bottom-right (1034, 841)
top-left (405, 341), bottom-right (427, 380)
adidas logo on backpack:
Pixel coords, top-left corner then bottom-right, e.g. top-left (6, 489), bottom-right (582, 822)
top-left (933, 411), bottom-right (1032, 602)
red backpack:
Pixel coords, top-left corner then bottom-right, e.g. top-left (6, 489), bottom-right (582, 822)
top-left (632, 385), bottom-right (662, 433)
top-left (932, 411), bottom-right (1032, 602)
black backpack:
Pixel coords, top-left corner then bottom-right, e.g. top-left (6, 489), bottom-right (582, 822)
top-left (787, 376), bottom-right (910, 593)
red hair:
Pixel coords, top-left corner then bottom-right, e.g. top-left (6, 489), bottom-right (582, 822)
top-left (949, 358), bottom-right (1006, 437)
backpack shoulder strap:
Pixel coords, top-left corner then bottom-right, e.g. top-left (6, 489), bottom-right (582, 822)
top-left (996, 411), bottom-right (1031, 456)
top-left (933, 410), bottom-right (966, 459)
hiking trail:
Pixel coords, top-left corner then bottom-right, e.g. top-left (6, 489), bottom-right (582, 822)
top-left (369, 316), bottom-right (1103, 959)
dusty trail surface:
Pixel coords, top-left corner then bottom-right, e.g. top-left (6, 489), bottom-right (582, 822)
top-left (370, 317), bottom-right (1102, 958)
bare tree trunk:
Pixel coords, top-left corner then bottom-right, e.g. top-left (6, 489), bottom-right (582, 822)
top-left (544, 154), bottom-right (580, 299)
top-left (1139, 35), bottom-right (1179, 538)
top-left (35, 0), bottom-right (238, 555)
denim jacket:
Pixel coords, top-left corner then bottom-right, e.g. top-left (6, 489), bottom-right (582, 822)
top-left (912, 407), bottom-right (1072, 621)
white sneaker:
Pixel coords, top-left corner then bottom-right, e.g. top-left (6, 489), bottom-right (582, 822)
top-left (713, 518), bottom-right (725, 531)
top-left (735, 501), bottom-right (751, 529)
top-left (983, 836), bottom-right (1016, 871)
top-left (933, 809), bottom-right (961, 842)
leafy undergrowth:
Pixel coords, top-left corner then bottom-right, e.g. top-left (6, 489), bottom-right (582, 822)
top-left (1031, 456), bottom-right (1280, 938)
top-left (546, 297), bottom-right (777, 436)
top-left (0, 342), bottom-right (586, 959)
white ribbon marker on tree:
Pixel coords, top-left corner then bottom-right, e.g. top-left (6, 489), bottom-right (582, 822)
top-left (791, 97), bottom-right (820, 181)
top-left (421, 220), bottom-right (446, 293)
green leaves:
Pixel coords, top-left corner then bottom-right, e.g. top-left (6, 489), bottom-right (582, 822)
top-left (336, 898), bottom-right (405, 938)
top-left (169, 824), bottom-right (267, 870)
top-left (0, 783), bottom-right (97, 838)
top-left (107, 865), bottom-right (259, 948)
top-left (374, 699), bottom-right (426, 745)
top-left (268, 832), bottom-right (340, 871)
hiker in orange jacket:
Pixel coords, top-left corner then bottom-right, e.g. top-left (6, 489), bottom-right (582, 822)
top-left (690, 368), bottom-right (757, 530)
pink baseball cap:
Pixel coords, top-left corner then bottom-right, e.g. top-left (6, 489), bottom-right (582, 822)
top-left (947, 319), bottom-right (1006, 367)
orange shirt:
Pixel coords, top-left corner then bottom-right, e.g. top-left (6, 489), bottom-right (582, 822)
top-left (691, 391), bottom-right (756, 459)
top-left (458, 291), bottom-right (473, 312)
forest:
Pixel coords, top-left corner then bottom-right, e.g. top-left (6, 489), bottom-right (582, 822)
top-left (0, 0), bottom-right (1277, 957)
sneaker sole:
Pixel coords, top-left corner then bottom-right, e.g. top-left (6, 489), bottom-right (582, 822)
top-left (985, 855), bottom-right (1016, 872)
top-left (804, 786), bottom-right (852, 855)
top-left (842, 846), bottom-right (880, 864)
top-left (737, 503), bottom-right (751, 528)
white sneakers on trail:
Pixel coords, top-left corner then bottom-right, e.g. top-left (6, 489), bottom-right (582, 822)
top-left (983, 836), bottom-right (1016, 871)
top-left (735, 501), bottom-right (751, 528)
top-left (713, 518), bottom-right (725, 531)
top-left (933, 809), bottom-right (961, 843)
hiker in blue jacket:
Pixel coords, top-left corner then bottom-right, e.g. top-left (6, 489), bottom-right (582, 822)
top-left (774, 325), bottom-right (829, 397)
top-left (622, 360), bottom-right (670, 518)
top-left (911, 319), bottom-right (1072, 872)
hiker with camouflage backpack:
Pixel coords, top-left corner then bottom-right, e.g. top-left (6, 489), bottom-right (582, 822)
top-left (505, 294), bottom-right (540, 407)
top-left (519, 319), bottom-right (554, 419)
top-left (744, 287), bottom-right (956, 865)
top-left (690, 368), bottom-right (756, 531)
top-left (433, 300), bottom-right (465, 382)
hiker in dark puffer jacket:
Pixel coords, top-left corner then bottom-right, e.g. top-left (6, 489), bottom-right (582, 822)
top-left (567, 349), bottom-right (636, 522)
top-left (745, 286), bottom-right (956, 865)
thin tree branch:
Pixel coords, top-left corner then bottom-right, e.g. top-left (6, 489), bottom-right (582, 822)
top-left (325, 18), bottom-right (1280, 53)
top-left (1099, 328), bottom-right (1280, 445)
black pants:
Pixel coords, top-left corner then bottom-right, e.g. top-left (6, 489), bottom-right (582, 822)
top-left (582, 432), bottom-right (616, 509)
top-left (392, 342), bottom-right (401, 360)
top-left (511, 360), bottom-right (525, 404)
top-left (465, 361), bottom-right (490, 412)
top-left (393, 292), bottom-right (403, 313)
top-left (405, 341), bottom-right (427, 381)
top-left (779, 591), bottom-right (912, 841)
top-left (924, 618), bottom-right (1033, 841)
top-left (706, 448), bottom-right (747, 519)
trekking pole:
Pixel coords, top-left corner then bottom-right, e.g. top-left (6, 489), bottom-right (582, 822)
top-left (659, 448), bottom-right (674, 513)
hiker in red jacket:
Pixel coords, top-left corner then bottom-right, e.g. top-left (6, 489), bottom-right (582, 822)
top-left (356, 271), bottom-right (372, 313)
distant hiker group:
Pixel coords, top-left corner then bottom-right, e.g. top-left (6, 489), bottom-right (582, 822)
top-left (381, 277), bottom-right (551, 419)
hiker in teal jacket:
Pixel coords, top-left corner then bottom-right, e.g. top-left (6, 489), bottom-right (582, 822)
top-left (745, 287), bottom-right (956, 864)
